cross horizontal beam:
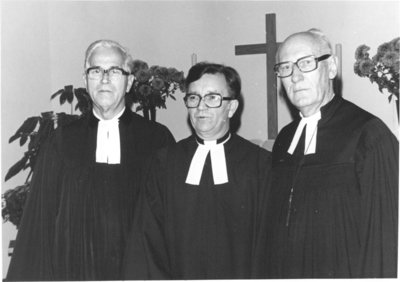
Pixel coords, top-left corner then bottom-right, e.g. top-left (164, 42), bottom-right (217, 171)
top-left (235, 44), bottom-right (268, 55)
top-left (235, 43), bottom-right (281, 56)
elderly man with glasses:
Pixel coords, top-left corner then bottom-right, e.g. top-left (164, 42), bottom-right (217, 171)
top-left (123, 62), bottom-right (271, 280)
top-left (6, 39), bottom-right (175, 281)
top-left (253, 29), bottom-right (398, 278)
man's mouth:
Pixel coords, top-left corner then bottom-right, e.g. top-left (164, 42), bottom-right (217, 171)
top-left (294, 88), bottom-right (307, 93)
top-left (196, 115), bottom-right (210, 119)
top-left (98, 89), bottom-right (112, 93)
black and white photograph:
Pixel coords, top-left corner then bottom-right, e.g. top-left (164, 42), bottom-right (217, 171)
top-left (1, 0), bottom-right (399, 280)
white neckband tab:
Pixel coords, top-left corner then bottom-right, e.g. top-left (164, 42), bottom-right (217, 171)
top-left (93, 107), bottom-right (125, 164)
top-left (287, 111), bottom-right (321, 155)
top-left (185, 133), bottom-right (231, 185)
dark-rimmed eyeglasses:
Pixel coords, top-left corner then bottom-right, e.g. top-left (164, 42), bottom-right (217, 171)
top-left (184, 93), bottom-right (235, 108)
top-left (85, 66), bottom-right (130, 80)
top-left (274, 54), bottom-right (331, 78)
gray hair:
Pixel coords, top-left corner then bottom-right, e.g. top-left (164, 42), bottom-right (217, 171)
top-left (84, 39), bottom-right (134, 73)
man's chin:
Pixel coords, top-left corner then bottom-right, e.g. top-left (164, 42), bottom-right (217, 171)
top-left (291, 97), bottom-right (312, 109)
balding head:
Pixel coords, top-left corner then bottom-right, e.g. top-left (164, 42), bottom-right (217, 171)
top-left (277, 29), bottom-right (333, 62)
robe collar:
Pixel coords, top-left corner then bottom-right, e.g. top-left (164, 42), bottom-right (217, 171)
top-left (319, 93), bottom-right (342, 126)
top-left (288, 94), bottom-right (340, 155)
top-left (287, 111), bottom-right (321, 155)
top-left (92, 107), bottom-right (125, 164)
top-left (186, 131), bottom-right (231, 186)
top-left (89, 106), bottom-right (132, 128)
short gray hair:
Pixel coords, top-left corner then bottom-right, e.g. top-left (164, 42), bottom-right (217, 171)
top-left (84, 39), bottom-right (133, 73)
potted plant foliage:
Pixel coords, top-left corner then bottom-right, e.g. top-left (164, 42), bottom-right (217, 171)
top-left (2, 85), bottom-right (91, 229)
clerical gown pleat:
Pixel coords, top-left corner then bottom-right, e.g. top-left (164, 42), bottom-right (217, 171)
top-left (123, 134), bottom-right (271, 279)
top-left (6, 109), bottom-right (175, 281)
top-left (254, 95), bottom-right (398, 278)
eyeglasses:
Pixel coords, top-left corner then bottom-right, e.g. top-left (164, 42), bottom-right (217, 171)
top-left (85, 66), bottom-right (130, 80)
top-left (184, 93), bottom-right (235, 108)
top-left (274, 54), bottom-right (331, 78)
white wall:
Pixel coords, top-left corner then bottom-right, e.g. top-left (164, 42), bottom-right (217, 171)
top-left (2, 0), bottom-right (399, 277)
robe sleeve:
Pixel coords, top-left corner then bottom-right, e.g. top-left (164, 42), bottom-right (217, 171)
top-left (123, 148), bottom-right (171, 280)
top-left (355, 119), bottom-right (398, 277)
top-left (6, 132), bottom-right (62, 281)
top-left (251, 150), bottom-right (273, 279)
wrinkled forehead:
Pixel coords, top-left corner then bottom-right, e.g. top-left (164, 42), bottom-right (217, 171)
top-left (278, 34), bottom-right (321, 62)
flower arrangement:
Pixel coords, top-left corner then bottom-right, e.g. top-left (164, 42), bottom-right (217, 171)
top-left (354, 37), bottom-right (399, 104)
top-left (127, 60), bottom-right (185, 121)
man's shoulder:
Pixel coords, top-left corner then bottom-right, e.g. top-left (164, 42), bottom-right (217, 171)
top-left (176, 135), bottom-right (194, 144)
top-left (127, 110), bottom-right (170, 132)
top-left (53, 114), bottom-right (89, 140)
top-left (334, 98), bottom-right (393, 136)
top-left (173, 134), bottom-right (270, 156)
top-left (150, 135), bottom-right (193, 164)
top-left (275, 119), bottom-right (298, 142)
top-left (339, 98), bottom-right (375, 120)
top-left (122, 110), bottom-right (175, 145)
top-left (277, 97), bottom-right (380, 136)
top-left (56, 109), bottom-right (174, 143)
top-left (169, 135), bottom-right (195, 153)
top-left (275, 97), bottom-right (397, 153)
top-left (230, 134), bottom-right (271, 158)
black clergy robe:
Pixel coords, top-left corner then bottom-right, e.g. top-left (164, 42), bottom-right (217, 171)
top-left (254, 95), bottom-right (398, 278)
top-left (6, 109), bottom-right (175, 281)
top-left (123, 133), bottom-right (271, 279)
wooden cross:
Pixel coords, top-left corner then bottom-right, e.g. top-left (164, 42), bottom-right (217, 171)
top-left (235, 13), bottom-right (280, 139)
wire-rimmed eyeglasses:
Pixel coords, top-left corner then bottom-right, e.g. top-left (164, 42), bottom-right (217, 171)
top-left (274, 54), bottom-right (331, 78)
top-left (85, 66), bottom-right (130, 80)
top-left (184, 93), bottom-right (235, 108)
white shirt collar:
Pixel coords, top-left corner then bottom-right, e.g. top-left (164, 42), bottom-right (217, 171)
top-left (185, 133), bottom-right (231, 186)
top-left (287, 111), bottom-right (321, 155)
top-left (93, 107), bottom-right (125, 164)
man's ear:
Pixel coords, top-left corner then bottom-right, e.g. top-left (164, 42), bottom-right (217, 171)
top-left (83, 74), bottom-right (88, 89)
top-left (328, 55), bottom-right (338, 79)
top-left (126, 74), bottom-right (135, 93)
top-left (228, 99), bottom-right (239, 118)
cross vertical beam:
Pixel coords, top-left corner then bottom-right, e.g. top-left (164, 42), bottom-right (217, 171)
top-left (265, 14), bottom-right (278, 139)
top-left (235, 13), bottom-right (280, 139)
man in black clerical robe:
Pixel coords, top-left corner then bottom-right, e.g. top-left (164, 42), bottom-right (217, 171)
top-left (123, 62), bottom-right (271, 279)
top-left (6, 40), bottom-right (175, 281)
top-left (253, 29), bottom-right (398, 278)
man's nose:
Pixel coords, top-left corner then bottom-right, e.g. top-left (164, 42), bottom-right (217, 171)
top-left (197, 98), bottom-right (208, 110)
top-left (101, 71), bottom-right (111, 83)
top-left (291, 65), bottom-right (304, 82)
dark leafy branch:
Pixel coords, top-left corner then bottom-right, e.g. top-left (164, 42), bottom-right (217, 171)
top-left (2, 86), bottom-right (91, 228)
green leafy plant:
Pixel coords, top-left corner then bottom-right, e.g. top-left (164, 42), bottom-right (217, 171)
top-left (2, 86), bottom-right (91, 228)
top-left (127, 60), bottom-right (185, 120)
